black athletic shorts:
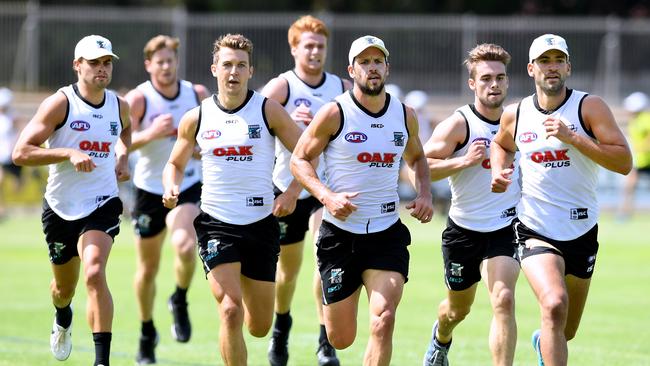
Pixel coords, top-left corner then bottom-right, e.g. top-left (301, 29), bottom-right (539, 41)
top-left (316, 219), bottom-right (411, 305)
top-left (513, 218), bottom-right (599, 279)
top-left (194, 211), bottom-right (280, 282)
top-left (441, 218), bottom-right (517, 291)
top-left (274, 186), bottom-right (323, 245)
top-left (132, 182), bottom-right (201, 238)
top-left (42, 197), bottom-right (122, 265)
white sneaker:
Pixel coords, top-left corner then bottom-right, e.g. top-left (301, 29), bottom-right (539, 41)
top-left (50, 316), bottom-right (72, 361)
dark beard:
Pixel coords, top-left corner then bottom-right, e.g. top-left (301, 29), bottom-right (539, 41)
top-left (358, 81), bottom-right (384, 96)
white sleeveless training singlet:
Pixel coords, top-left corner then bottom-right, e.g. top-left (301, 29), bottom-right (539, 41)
top-left (45, 85), bottom-right (122, 220)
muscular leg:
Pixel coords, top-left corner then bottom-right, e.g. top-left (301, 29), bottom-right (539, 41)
top-left (309, 208), bottom-right (325, 323)
top-left (242, 275), bottom-right (276, 337)
top-left (78, 230), bottom-right (114, 332)
top-left (51, 257), bottom-right (80, 309)
top-left (362, 269), bottom-right (404, 366)
top-left (480, 255), bottom-right (519, 366)
top-left (521, 240), bottom-right (568, 366)
top-left (275, 241), bottom-right (305, 313)
top-left (166, 204), bottom-right (200, 290)
top-left (436, 283), bottom-right (478, 343)
top-left (207, 262), bottom-right (247, 366)
top-left (322, 286), bottom-right (363, 350)
top-left (564, 275), bottom-right (591, 341)
top-left (134, 230), bottom-right (166, 322)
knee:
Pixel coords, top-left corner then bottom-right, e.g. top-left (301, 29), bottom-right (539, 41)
top-left (370, 308), bottom-right (396, 339)
top-left (247, 318), bottom-right (272, 338)
top-left (171, 231), bottom-right (196, 261)
top-left (219, 301), bottom-right (244, 329)
top-left (136, 262), bottom-right (159, 283)
top-left (328, 331), bottom-right (355, 350)
top-left (540, 293), bottom-right (568, 325)
top-left (83, 262), bottom-right (106, 290)
top-left (51, 280), bottom-right (75, 302)
top-left (276, 265), bottom-right (299, 285)
top-left (446, 305), bottom-right (471, 323)
top-left (491, 287), bottom-right (515, 315)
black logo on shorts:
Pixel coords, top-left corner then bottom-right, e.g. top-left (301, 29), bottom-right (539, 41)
top-left (570, 208), bottom-right (588, 220)
top-left (248, 125), bottom-right (261, 139)
top-left (381, 201), bottom-right (396, 213)
top-left (246, 196), bottom-right (264, 206)
top-left (500, 207), bottom-right (516, 218)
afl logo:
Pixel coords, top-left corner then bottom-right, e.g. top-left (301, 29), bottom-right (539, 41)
top-left (202, 130), bottom-right (221, 139)
top-left (294, 98), bottom-right (312, 107)
top-left (472, 137), bottom-right (491, 147)
top-left (70, 121), bottom-right (90, 131)
top-left (519, 132), bottom-right (538, 143)
top-left (345, 132), bottom-right (367, 143)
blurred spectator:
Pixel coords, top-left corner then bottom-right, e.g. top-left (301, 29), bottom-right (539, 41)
top-left (385, 83), bottom-right (403, 101)
top-left (619, 91), bottom-right (650, 218)
top-left (0, 87), bottom-right (24, 219)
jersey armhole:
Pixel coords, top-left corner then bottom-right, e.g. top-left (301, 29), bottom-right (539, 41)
top-left (194, 104), bottom-right (202, 140)
top-left (262, 97), bottom-right (275, 137)
top-left (330, 102), bottom-right (344, 141)
top-left (454, 110), bottom-right (469, 153)
top-left (402, 103), bottom-right (410, 137)
top-left (513, 101), bottom-right (522, 150)
top-left (55, 90), bottom-right (70, 131)
top-left (280, 76), bottom-right (289, 107)
top-left (577, 93), bottom-right (596, 139)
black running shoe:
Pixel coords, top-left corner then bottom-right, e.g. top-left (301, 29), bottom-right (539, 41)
top-left (135, 331), bottom-right (159, 365)
top-left (168, 295), bottom-right (191, 343)
top-left (268, 327), bottom-right (290, 366)
top-left (317, 341), bottom-right (340, 366)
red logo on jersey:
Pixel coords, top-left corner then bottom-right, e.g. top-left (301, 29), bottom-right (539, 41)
top-left (213, 145), bottom-right (253, 161)
top-left (530, 149), bottom-right (570, 168)
top-left (481, 159), bottom-right (515, 170)
top-left (357, 152), bottom-right (397, 168)
top-left (202, 130), bottom-right (221, 139)
top-left (79, 140), bottom-right (111, 152)
top-left (70, 121), bottom-right (90, 131)
top-left (519, 132), bottom-right (538, 143)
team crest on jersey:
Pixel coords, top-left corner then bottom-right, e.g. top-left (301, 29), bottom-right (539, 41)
top-left (392, 132), bottom-right (405, 146)
top-left (109, 121), bottom-right (119, 136)
top-left (472, 137), bottom-right (491, 147)
top-left (294, 98), bottom-right (312, 107)
top-left (70, 120), bottom-right (90, 131)
top-left (248, 125), bottom-right (261, 139)
top-left (519, 132), bottom-right (538, 143)
top-left (345, 132), bottom-right (367, 143)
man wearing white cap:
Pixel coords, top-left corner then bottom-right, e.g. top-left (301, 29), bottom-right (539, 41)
top-left (291, 35), bottom-right (433, 365)
top-left (490, 34), bottom-right (631, 366)
top-left (12, 34), bottom-right (131, 366)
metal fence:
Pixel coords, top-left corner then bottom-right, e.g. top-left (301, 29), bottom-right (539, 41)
top-left (2, 2), bottom-right (650, 103)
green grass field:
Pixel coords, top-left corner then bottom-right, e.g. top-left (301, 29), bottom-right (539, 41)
top-left (1, 210), bottom-right (649, 365)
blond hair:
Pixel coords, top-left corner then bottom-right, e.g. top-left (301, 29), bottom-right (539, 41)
top-left (143, 35), bottom-right (180, 61)
top-left (287, 15), bottom-right (329, 47)
top-left (463, 43), bottom-right (511, 79)
top-left (212, 33), bottom-right (253, 64)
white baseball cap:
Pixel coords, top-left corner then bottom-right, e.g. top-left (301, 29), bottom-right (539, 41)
top-left (529, 34), bottom-right (569, 63)
top-left (623, 92), bottom-right (649, 113)
top-left (348, 35), bottom-right (389, 65)
top-left (74, 35), bottom-right (119, 60)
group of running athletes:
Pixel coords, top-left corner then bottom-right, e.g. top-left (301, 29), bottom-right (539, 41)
top-left (11, 14), bottom-right (632, 366)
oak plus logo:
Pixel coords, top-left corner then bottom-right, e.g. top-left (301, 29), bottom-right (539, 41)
top-left (79, 140), bottom-right (111, 158)
top-left (357, 152), bottom-right (397, 168)
top-left (530, 149), bottom-right (570, 168)
top-left (212, 145), bottom-right (253, 161)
